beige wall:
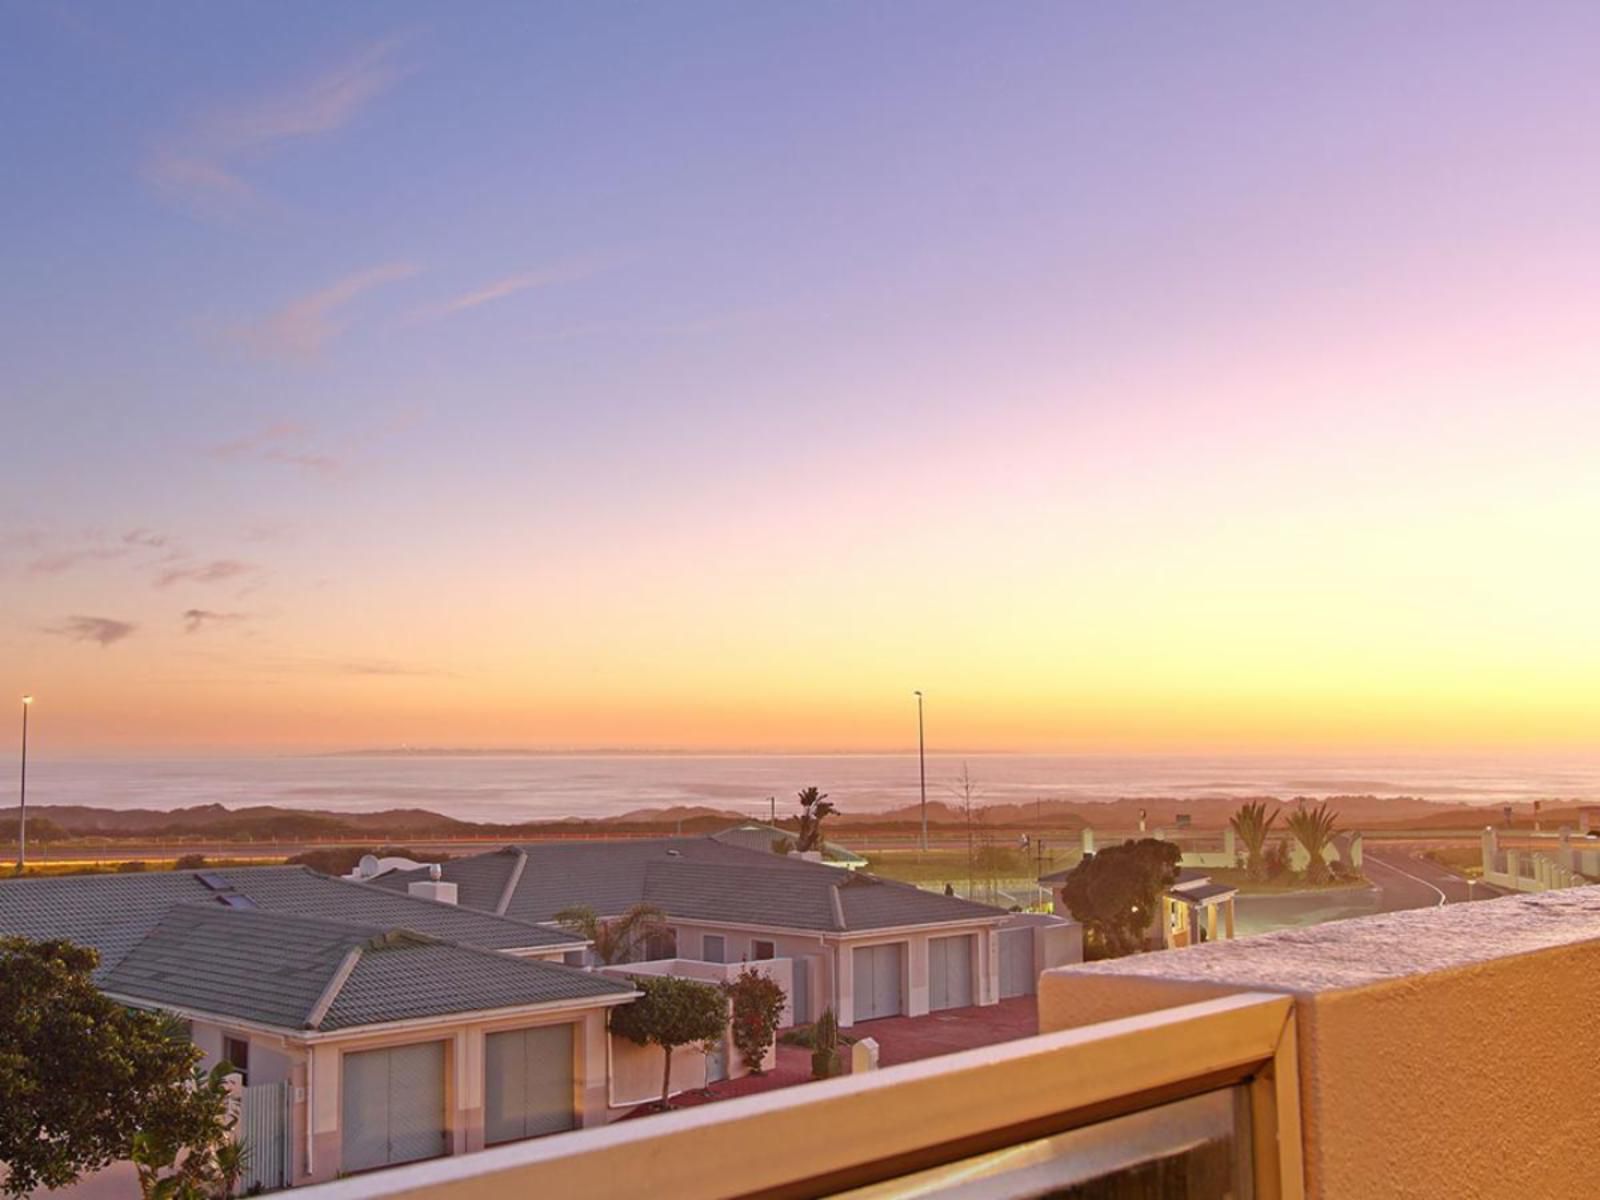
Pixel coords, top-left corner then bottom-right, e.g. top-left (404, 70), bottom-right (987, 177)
top-left (602, 960), bottom-right (780, 1109)
top-left (1039, 890), bottom-right (1600, 1199)
top-left (609, 1037), bottom-right (712, 1109)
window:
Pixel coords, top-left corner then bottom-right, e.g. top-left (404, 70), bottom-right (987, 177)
top-left (752, 940), bottom-right (776, 960)
top-left (643, 928), bottom-right (677, 960)
top-left (703, 934), bottom-right (726, 963)
top-left (222, 1036), bottom-right (250, 1085)
top-left (830, 1087), bottom-right (1251, 1198)
top-left (563, 949), bottom-right (587, 967)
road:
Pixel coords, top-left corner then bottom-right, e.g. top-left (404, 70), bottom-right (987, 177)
top-left (1362, 847), bottom-right (1502, 910)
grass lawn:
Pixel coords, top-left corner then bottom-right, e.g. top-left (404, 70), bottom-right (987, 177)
top-left (1423, 846), bottom-right (1484, 879)
top-left (861, 847), bottom-right (1078, 885)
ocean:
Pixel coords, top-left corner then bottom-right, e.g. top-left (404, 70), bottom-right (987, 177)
top-left (11, 752), bottom-right (1600, 823)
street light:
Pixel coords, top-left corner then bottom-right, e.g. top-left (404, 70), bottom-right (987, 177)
top-left (17, 695), bottom-right (32, 875)
top-left (914, 690), bottom-right (927, 853)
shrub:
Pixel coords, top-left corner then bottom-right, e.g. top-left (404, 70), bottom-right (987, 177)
top-left (723, 967), bottom-right (786, 1074)
top-left (173, 854), bottom-right (208, 871)
top-left (1262, 841), bottom-right (1291, 881)
top-left (115, 861), bottom-right (147, 874)
top-left (810, 1008), bottom-right (840, 1080)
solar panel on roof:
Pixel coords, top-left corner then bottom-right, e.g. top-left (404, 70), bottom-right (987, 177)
top-left (196, 872), bottom-right (231, 891)
top-left (219, 894), bottom-right (257, 910)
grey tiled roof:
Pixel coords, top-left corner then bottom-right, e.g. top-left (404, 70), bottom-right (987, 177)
top-left (0, 865), bottom-right (577, 978)
top-left (99, 904), bottom-right (633, 1033)
top-left (322, 936), bottom-right (631, 1030)
top-left (711, 824), bottom-right (868, 866)
top-left (380, 837), bottom-right (1008, 933)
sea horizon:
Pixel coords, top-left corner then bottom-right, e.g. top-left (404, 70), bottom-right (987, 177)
top-left (8, 751), bottom-right (1600, 824)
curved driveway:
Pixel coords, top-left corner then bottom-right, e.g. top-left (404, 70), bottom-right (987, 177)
top-left (1363, 847), bottom-right (1503, 910)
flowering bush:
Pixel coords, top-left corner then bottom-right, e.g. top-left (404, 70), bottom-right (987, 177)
top-left (723, 966), bottom-right (787, 1074)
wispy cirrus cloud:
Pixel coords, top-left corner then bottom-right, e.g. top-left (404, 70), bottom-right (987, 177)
top-left (123, 529), bottom-right (173, 549)
top-left (17, 527), bottom-right (183, 575)
top-left (438, 273), bottom-right (547, 315)
top-left (145, 34), bottom-right (409, 221)
top-left (211, 422), bottom-right (340, 472)
top-left (231, 262), bottom-right (418, 361)
top-left (28, 546), bottom-right (129, 574)
top-left (416, 263), bottom-right (601, 322)
top-left (46, 615), bottom-right (137, 647)
top-left (156, 559), bottom-right (256, 589)
top-left (182, 609), bottom-right (250, 634)
top-left (331, 659), bottom-right (453, 678)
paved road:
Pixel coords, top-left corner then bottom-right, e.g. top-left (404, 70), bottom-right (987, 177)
top-left (1363, 847), bottom-right (1503, 910)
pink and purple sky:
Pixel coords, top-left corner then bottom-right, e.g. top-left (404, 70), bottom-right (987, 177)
top-left (4, 3), bottom-right (1600, 755)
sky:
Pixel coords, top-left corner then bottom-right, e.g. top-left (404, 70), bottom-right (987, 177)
top-left (5, 2), bottom-right (1600, 756)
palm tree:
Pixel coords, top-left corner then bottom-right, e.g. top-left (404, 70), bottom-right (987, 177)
top-left (553, 903), bottom-right (670, 964)
top-left (1229, 800), bottom-right (1280, 880)
top-left (1286, 802), bottom-right (1339, 884)
top-left (795, 786), bottom-right (836, 853)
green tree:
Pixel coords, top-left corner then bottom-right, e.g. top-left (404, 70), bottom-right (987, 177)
top-left (1287, 802), bottom-right (1339, 885)
top-left (0, 938), bottom-right (236, 1198)
top-left (795, 787), bottom-right (836, 853)
top-left (723, 966), bottom-right (787, 1074)
top-left (1059, 839), bottom-right (1182, 958)
top-left (1228, 801), bottom-right (1280, 880)
top-left (552, 903), bottom-right (670, 965)
top-left (610, 975), bottom-right (728, 1108)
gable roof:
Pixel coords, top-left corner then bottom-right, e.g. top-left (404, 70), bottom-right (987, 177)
top-left (99, 904), bottom-right (633, 1033)
top-left (0, 864), bottom-right (579, 978)
top-left (711, 824), bottom-right (868, 867)
top-left (378, 837), bottom-right (1008, 934)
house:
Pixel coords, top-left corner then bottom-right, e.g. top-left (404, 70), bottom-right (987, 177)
top-left (301, 887), bottom-right (1600, 1200)
top-left (0, 867), bottom-right (638, 1189)
top-left (709, 822), bottom-right (869, 869)
top-left (1039, 862), bottom-right (1237, 950)
top-left (377, 837), bottom-right (1068, 1027)
top-left (1158, 867), bottom-right (1238, 948)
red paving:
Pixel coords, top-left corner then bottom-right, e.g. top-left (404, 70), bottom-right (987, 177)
top-left (847, 996), bottom-right (1039, 1066)
top-left (626, 998), bottom-right (1038, 1117)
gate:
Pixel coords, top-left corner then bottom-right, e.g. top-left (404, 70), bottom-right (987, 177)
top-left (998, 926), bottom-right (1036, 998)
top-left (238, 1081), bottom-right (290, 1193)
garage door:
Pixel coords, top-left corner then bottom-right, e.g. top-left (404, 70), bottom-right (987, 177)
top-left (998, 927), bottom-right (1036, 998)
top-left (929, 934), bottom-right (975, 1011)
top-left (852, 943), bottom-right (904, 1021)
top-left (341, 1042), bottom-right (446, 1174)
top-left (485, 1024), bottom-right (576, 1145)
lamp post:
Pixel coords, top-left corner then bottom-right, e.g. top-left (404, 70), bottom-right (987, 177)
top-left (914, 690), bottom-right (927, 852)
top-left (17, 695), bottom-right (32, 875)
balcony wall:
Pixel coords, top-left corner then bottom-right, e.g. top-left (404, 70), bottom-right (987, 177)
top-left (1039, 886), bottom-right (1600, 1200)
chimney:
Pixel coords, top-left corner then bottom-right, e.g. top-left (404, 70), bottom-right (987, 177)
top-left (408, 863), bottom-right (457, 906)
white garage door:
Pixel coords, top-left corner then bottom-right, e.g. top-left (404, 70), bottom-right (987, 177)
top-left (929, 934), bottom-right (975, 1011)
top-left (484, 1024), bottom-right (576, 1145)
top-left (852, 943), bottom-right (904, 1021)
top-left (998, 927), bottom-right (1036, 998)
top-left (341, 1042), bottom-right (446, 1174)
